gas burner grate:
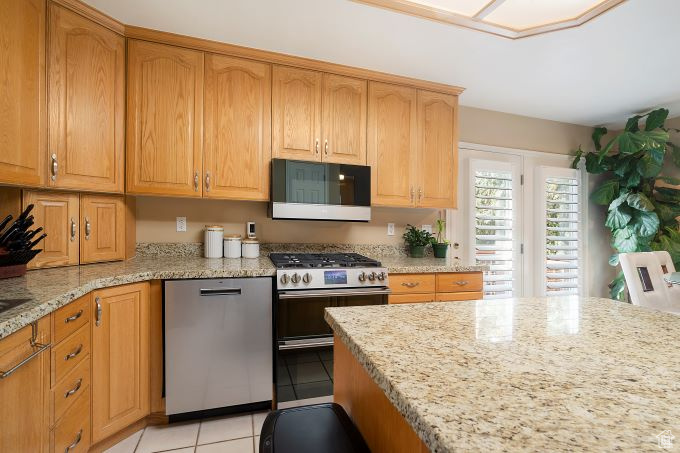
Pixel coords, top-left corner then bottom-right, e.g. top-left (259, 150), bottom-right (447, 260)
top-left (269, 252), bottom-right (381, 269)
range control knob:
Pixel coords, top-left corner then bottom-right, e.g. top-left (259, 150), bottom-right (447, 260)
top-left (302, 273), bottom-right (312, 284)
top-left (368, 272), bottom-right (376, 282)
top-left (358, 272), bottom-right (366, 282)
top-left (377, 271), bottom-right (386, 281)
top-left (291, 273), bottom-right (301, 284)
top-left (280, 274), bottom-right (289, 284)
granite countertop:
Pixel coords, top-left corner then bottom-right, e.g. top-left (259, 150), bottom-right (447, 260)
top-left (325, 297), bottom-right (680, 453)
top-left (0, 254), bottom-right (483, 340)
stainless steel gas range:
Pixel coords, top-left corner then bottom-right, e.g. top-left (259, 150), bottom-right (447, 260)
top-left (270, 253), bottom-right (390, 407)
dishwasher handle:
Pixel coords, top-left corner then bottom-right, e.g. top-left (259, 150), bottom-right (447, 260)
top-left (200, 288), bottom-right (242, 297)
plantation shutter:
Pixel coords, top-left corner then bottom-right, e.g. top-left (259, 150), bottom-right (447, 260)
top-left (539, 167), bottom-right (582, 296)
top-left (470, 159), bottom-right (522, 299)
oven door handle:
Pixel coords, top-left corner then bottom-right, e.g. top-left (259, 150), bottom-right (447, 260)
top-left (278, 338), bottom-right (335, 350)
top-left (277, 288), bottom-right (391, 299)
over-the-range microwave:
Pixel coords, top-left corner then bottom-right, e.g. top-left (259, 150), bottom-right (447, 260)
top-left (269, 158), bottom-right (371, 222)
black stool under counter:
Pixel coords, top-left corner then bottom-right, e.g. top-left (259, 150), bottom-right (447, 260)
top-left (259, 403), bottom-right (370, 453)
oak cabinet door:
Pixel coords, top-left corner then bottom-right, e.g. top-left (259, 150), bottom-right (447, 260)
top-left (127, 40), bottom-right (203, 196)
top-left (321, 74), bottom-right (367, 165)
top-left (91, 283), bottom-right (150, 443)
top-left (416, 90), bottom-right (458, 208)
top-left (0, 0), bottom-right (46, 187)
top-left (47, 4), bottom-right (125, 193)
top-left (23, 190), bottom-right (80, 269)
top-left (272, 66), bottom-right (322, 161)
top-left (80, 194), bottom-right (124, 264)
top-left (0, 318), bottom-right (50, 453)
top-left (204, 54), bottom-right (271, 200)
top-left (367, 82), bottom-right (417, 207)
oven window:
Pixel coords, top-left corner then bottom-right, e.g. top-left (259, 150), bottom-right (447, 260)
top-left (277, 296), bottom-right (334, 340)
top-left (335, 294), bottom-right (387, 308)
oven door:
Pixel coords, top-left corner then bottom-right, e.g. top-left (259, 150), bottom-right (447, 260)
top-left (274, 287), bottom-right (389, 405)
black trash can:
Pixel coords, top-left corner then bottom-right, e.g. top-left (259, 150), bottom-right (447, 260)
top-left (259, 403), bottom-right (370, 453)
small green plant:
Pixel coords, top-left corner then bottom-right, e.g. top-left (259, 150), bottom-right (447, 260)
top-left (572, 108), bottom-right (680, 300)
top-left (432, 219), bottom-right (449, 245)
top-left (403, 224), bottom-right (433, 246)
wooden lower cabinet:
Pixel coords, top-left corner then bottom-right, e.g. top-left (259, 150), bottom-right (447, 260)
top-left (0, 318), bottom-right (51, 453)
top-left (389, 271), bottom-right (483, 304)
top-left (91, 282), bottom-right (150, 443)
top-left (51, 389), bottom-right (90, 453)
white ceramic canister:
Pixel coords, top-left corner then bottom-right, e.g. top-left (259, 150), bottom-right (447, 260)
top-left (223, 234), bottom-right (242, 258)
top-left (204, 225), bottom-right (224, 258)
top-left (241, 238), bottom-right (260, 259)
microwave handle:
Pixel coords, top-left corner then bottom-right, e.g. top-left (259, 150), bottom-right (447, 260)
top-left (278, 288), bottom-right (391, 299)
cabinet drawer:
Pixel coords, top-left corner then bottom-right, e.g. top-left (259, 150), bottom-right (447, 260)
top-left (435, 292), bottom-right (484, 302)
top-left (436, 272), bottom-right (483, 293)
top-left (51, 324), bottom-right (89, 385)
top-left (52, 296), bottom-right (90, 344)
top-left (389, 273), bottom-right (435, 294)
top-left (51, 356), bottom-right (90, 425)
top-left (52, 388), bottom-right (90, 453)
top-left (389, 293), bottom-right (436, 304)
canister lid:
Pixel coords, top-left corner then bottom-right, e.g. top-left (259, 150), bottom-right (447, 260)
top-left (205, 225), bottom-right (224, 230)
top-left (223, 234), bottom-right (242, 241)
top-left (242, 238), bottom-right (259, 244)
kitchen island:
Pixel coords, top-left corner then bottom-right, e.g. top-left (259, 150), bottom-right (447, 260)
top-left (325, 297), bottom-right (680, 453)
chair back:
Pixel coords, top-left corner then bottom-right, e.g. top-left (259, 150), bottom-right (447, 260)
top-left (619, 252), bottom-right (677, 313)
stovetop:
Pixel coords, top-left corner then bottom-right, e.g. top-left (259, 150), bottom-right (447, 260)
top-left (269, 253), bottom-right (381, 269)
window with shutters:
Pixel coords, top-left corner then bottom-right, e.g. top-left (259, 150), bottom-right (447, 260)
top-left (451, 146), bottom-right (585, 299)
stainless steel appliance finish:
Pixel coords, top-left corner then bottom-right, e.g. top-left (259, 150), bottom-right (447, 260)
top-left (165, 278), bottom-right (273, 416)
top-left (269, 159), bottom-right (371, 222)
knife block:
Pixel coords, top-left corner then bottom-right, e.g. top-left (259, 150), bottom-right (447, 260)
top-left (0, 264), bottom-right (27, 279)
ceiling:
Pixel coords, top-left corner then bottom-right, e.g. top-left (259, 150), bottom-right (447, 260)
top-left (83, 0), bottom-right (680, 127)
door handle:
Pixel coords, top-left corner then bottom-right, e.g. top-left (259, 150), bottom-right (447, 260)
top-left (70, 218), bottom-right (76, 242)
top-left (64, 309), bottom-right (83, 323)
top-left (205, 171), bottom-right (211, 192)
top-left (64, 429), bottom-right (82, 453)
top-left (454, 281), bottom-right (469, 286)
top-left (51, 154), bottom-right (58, 181)
top-left (194, 171), bottom-right (199, 191)
top-left (200, 288), bottom-right (242, 296)
top-left (324, 140), bottom-right (329, 156)
top-left (84, 218), bottom-right (91, 240)
top-left (401, 282), bottom-right (420, 288)
top-left (418, 187), bottom-right (423, 202)
top-left (0, 322), bottom-right (49, 380)
top-left (64, 378), bottom-right (82, 398)
top-left (95, 297), bottom-right (102, 327)
top-left (315, 139), bottom-right (319, 155)
top-left (410, 187), bottom-right (415, 203)
top-left (64, 344), bottom-right (83, 361)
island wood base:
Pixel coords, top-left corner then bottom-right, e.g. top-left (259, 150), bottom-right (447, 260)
top-left (334, 335), bottom-right (429, 453)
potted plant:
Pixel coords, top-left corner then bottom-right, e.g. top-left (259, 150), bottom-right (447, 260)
top-left (403, 224), bottom-right (433, 258)
top-left (431, 219), bottom-right (449, 258)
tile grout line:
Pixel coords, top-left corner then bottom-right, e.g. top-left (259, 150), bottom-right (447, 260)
top-left (133, 427), bottom-right (146, 453)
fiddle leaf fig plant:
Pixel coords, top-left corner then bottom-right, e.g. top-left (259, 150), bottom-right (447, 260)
top-left (572, 108), bottom-right (680, 300)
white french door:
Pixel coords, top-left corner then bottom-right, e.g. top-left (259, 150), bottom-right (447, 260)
top-left (450, 145), bottom-right (585, 299)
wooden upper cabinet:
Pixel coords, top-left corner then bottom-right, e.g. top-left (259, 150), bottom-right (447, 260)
top-left (416, 90), bottom-right (458, 208)
top-left (80, 194), bottom-right (125, 264)
top-left (48, 4), bottom-right (125, 193)
top-left (0, 0), bottom-right (45, 187)
top-left (272, 66), bottom-right (322, 161)
top-left (367, 82), bottom-right (417, 207)
top-left (321, 74), bottom-right (367, 165)
top-left (91, 282), bottom-right (150, 443)
top-left (23, 190), bottom-right (80, 269)
top-left (204, 54), bottom-right (271, 200)
top-left (127, 40), bottom-right (204, 197)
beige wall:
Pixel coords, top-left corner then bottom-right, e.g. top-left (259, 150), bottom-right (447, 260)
top-left (136, 107), bottom-right (594, 244)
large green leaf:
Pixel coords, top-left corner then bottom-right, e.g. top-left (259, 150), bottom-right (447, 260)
top-left (571, 146), bottom-right (584, 169)
top-left (609, 271), bottom-right (626, 300)
top-left (591, 179), bottom-right (619, 205)
top-left (613, 157), bottom-right (632, 177)
top-left (669, 142), bottom-right (680, 166)
top-left (637, 152), bottom-right (664, 178)
top-left (597, 136), bottom-right (618, 160)
top-left (624, 115), bottom-right (642, 132)
top-left (652, 228), bottom-right (680, 263)
top-left (631, 211), bottom-right (660, 237)
top-left (608, 254), bottom-right (620, 266)
top-left (609, 190), bottom-right (630, 210)
top-left (641, 130), bottom-right (670, 148)
top-left (612, 226), bottom-right (638, 253)
top-left (605, 205), bottom-right (632, 230)
top-left (655, 202), bottom-right (680, 224)
top-left (585, 152), bottom-right (611, 174)
top-left (626, 192), bottom-right (655, 211)
top-left (655, 186), bottom-right (680, 203)
top-left (592, 126), bottom-right (607, 151)
top-left (645, 108), bottom-right (669, 131)
top-left (618, 132), bottom-right (644, 155)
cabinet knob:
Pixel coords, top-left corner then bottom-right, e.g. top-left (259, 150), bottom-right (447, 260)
top-left (51, 154), bottom-right (58, 181)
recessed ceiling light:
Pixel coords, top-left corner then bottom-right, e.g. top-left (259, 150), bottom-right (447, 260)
top-left (355, 0), bottom-right (626, 39)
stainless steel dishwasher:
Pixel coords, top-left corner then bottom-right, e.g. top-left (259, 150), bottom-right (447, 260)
top-left (165, 278), bottom-right (272, 420)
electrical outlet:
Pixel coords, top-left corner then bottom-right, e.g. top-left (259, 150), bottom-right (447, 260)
top-left (421, 224), bottom-right (432, 234)
top-left (387, 223), bottom-right (395, 236)
top-left (176, 216), bottom-right (187, 232)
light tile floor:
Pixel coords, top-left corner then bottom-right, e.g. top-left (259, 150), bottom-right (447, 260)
top-left (105, 411), bottom-right (269, 453)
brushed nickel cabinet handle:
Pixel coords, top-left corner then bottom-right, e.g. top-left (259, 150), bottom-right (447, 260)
top-left (51, 154), bottom-right (58, 181)
top-left (401, 282), bottom-right (420, 288)
top-left (418, 187), bottom-right (423, 202)
top-left (95, 296), bottom-right (102, 327)
top-left (84, 218), bottom-right (91, 240)
top-left (64, 378), bottom-right (82, 398)
top-left (70, 218), bottom-right (76, 242)
top-left (205, 171), bottom-right (211, 192)
top-left (454, 281), bottom-right (469, 286)
top-left (324, 140), bottom-right (329, 155)
top-left (64, 429), bottom-right (82, 453)
top-left (410, 187), bottom-right (415, 203)
top-left (64, 309), bottom-right (83, 323)
top-left (64, 344), bottom-right (82, 361)
top-left (315, 139), bottom-right (319, 155)
top-left (0, 323), bottom-right (49, 380)
top-left (194, 171), bottom-right (199, 191)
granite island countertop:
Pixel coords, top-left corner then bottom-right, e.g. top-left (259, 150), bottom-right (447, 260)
top-left (325, 297), bottom-right (680, 453)
top-left (0, 254), bottom-right (484, 340)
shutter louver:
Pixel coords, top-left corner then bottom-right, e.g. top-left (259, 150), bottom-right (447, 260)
top-left (474, 170), bottom-right (515, 299)
top-left (545, 175), bottom-right (581, 296)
